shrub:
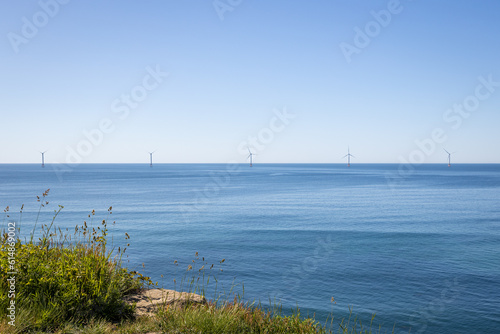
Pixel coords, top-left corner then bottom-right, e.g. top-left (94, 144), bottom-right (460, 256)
top-left (0, 190), bottom-right (151, 331)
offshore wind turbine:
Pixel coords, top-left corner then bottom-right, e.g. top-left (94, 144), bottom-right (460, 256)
top-left (444, 149), bottom-right (454, 167)
top-left (149, 151), bottom-right (155, 167)
top-left (40, 151), bottom-right (47, 168)
top-left (343, 147), bottom-right (355, 167)
top-left (247, 148), bottom-right (256, 167)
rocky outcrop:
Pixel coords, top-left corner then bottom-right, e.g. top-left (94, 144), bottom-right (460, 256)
top-left (125, 289), bottom-right (207, 316)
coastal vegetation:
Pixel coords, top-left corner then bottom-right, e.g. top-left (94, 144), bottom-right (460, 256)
top-left (0, 190), bottom-right (387, 333)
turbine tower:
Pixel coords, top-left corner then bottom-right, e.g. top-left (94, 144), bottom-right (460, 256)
top-left (343, 147), bottom-right (355, 167)
top-left (247, 148), bottom-right (255, 167)
top-left (40, 151), bottom-right (47, 168)
top-left (444, 149), bottom-right (453, 167)
top-left (149, 151), bottom-right (155, 167)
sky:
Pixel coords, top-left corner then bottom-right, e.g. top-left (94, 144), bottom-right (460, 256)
top-left (1, 0), bottom-right (500, 164)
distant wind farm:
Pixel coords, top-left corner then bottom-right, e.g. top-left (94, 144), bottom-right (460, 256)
top-left (33, 146), bottom-right (460, 168)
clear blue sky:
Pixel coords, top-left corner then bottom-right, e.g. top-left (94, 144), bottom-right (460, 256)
top-left (1, 0), bottom-right (500, 164)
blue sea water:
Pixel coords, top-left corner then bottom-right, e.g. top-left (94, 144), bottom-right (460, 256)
top-left (1, 163), bottom-right (499, 333)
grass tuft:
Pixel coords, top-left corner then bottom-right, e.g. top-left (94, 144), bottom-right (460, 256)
top-left (0, 190), bottom-right (151, 332)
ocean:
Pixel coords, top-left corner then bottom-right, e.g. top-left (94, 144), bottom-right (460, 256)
top-left (1, 163), bottom-right (499, 333)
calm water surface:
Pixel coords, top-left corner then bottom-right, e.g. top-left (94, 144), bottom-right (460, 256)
top-left (1, 163), bottom-right (499, 333)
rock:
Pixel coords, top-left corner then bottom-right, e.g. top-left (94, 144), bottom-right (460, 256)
top-left (125, 289), bottom-right (207, 316)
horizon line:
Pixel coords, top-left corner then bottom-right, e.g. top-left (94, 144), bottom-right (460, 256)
top-left (1, 162), bottom-right (499, 165)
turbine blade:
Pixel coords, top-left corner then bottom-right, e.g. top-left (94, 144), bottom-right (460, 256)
top-left (443, 149), bottom-right (450, 155)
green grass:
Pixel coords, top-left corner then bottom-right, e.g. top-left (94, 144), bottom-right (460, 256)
top-left (0, 190), bottom-right (393, 334)
top-left (155, 298), bottom-right (324, 334)
top-left (0, 190), bottom-right (151, 332)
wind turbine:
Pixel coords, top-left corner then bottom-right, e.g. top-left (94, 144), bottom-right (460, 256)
top-left (40, 151), bottom-right (47, 168)
top-left (149, 151), bottom-right (155, 167)
top-left (443, 149), bottom-right (454, 167)
top-left (247, 148), bottom-right (256, 167)
top-left (343, 147), bottom-right (355, 167)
